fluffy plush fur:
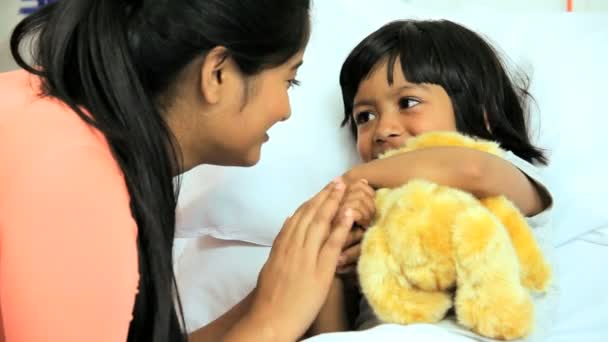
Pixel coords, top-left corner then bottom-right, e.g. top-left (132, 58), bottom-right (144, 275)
top-left (357, 131), bottom-right (552, 340)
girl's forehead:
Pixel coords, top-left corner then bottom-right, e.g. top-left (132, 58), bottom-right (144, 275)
top-left (361, 59), bottom-right (432, 91)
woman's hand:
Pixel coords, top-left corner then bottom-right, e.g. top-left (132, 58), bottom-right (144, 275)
top-left (232, 180), bottom-right (355, 341)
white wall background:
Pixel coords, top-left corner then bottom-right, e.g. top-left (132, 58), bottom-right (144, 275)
top-left (1, 0), bottom-right (21, 72)
top-left (1, 0), bottom-right (608, 72)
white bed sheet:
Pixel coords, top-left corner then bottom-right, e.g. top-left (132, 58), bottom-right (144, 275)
top-left (304, 324), bottom-right (475, 342)
top-left (173, 228), bottom-right (608, 341)
top-left (548, 227), bottom-right (608, 342)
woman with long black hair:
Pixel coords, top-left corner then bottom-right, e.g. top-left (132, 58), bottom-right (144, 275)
top-left (0, 1), bottom-right (370, 341)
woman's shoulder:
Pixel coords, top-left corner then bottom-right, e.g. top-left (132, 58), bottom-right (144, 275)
top-left (0, 70), bottom-right (130, 220)
top-left (2, 70), bottom-right (103, 133)
top-left (0, 69), bottom-right (117, 171)
top-left (0, 71), bottom-right (139, 338)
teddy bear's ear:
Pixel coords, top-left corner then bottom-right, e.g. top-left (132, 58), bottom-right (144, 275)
top-left (404, 131), bottom-right (504, 156)
top-left (407, 131), bottom-right (474, 149)
top-left (379, 146), bottom-right (412, 159)
top-left (379, 131), bottom-right (504, 158)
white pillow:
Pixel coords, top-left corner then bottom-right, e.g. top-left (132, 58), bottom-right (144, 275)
top-left (175, 5), bottom-right (608, 247)
top-left (515, 14), bottom-right (608, 245)
top-left (173, 236), bottom-right (269, 332)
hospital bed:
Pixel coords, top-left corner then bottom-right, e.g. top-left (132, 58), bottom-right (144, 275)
top-left (173, 2), bottom-right (608, 341)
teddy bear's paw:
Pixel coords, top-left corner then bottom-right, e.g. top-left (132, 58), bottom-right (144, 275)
top-left (404, 265), bottom-right (456, 292)
top-left (480, 196), bottom-right (553, 293)
top-left (376, 289), bottom-right (453, 325)
top-left (456, 291), bottom-right (533, 340)
top-left (522, 261), bottom-right (552, 292)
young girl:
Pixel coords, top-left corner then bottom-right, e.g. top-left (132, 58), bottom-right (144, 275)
top-left (310, 19), bottom-right (556, 341)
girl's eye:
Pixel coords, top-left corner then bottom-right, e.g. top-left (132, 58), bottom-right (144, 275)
top-left (287, 79), bottom-right (301, 89)
top-left (354, 111), bottom-right (376, 125)
top-left (399, 97), bottom-right (420, 109)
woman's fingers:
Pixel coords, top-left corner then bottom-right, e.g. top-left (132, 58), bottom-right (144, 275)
top-left (303, 181), bottom-right (347, 251)
top-left (290, 180), bottom-right (342, 248)
top-left (269, 215), bottom-right (292, 259)
top-left (317, 209), bottom-right (354, 277)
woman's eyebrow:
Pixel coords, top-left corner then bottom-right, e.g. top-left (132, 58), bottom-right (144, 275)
top-left (291, 60), bottom-right (304, 70)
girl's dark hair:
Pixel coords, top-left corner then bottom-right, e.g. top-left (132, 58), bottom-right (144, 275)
top-left (339, 19), bottom-right (547, 165)
top-left (10, 0), bottom-right (310, 341)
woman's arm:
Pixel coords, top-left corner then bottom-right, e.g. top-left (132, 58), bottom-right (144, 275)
top-left (345, 147), bottom-right (545, 216)
top-left (306, 182), bottom-right (376, 336)
top-left (193, 181), bottom-right (356, 342)
top-left (187, 293), bottom-right (252, 342)
top-left (188, 291), bottom-right (279, 341)
top-left (189, 291), bottom-right (286, 342)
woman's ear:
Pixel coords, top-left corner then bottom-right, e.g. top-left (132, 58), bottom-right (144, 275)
top-left (199, 46), bottom-right (230, 104)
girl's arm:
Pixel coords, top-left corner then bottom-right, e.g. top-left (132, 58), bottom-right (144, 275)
top-left (307, 277), bottom-right (350, 336)
top-left (344, 146), bottom-right (547, 216)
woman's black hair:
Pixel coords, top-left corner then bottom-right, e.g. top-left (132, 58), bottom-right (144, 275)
top-left (339, 19), bottom-right (547, 165)
top-left (11, 0), bottom-right (310, 341)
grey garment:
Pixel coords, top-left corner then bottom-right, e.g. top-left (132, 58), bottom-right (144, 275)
top-left (356, 151), bottom-right (559, 342)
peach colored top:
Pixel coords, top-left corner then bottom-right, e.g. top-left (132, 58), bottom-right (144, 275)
top-left (0, 70), bottom-right (138, 341)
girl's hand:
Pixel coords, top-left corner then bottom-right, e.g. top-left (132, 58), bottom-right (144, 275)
top-left (337, 179), bottom-right (375, 228)
top-left (336, 179), bottom-right (375, 275)
top-left (337, 226), bottom-right (366, 275)
top-left (246, 180), bottom-right (355, 341)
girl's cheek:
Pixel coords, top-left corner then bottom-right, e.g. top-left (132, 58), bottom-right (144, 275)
top-left (356, 137), bottom-right (370, 162)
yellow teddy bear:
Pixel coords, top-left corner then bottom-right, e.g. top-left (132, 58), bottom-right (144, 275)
top-left (357, 131), bottom-right (552, 340)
